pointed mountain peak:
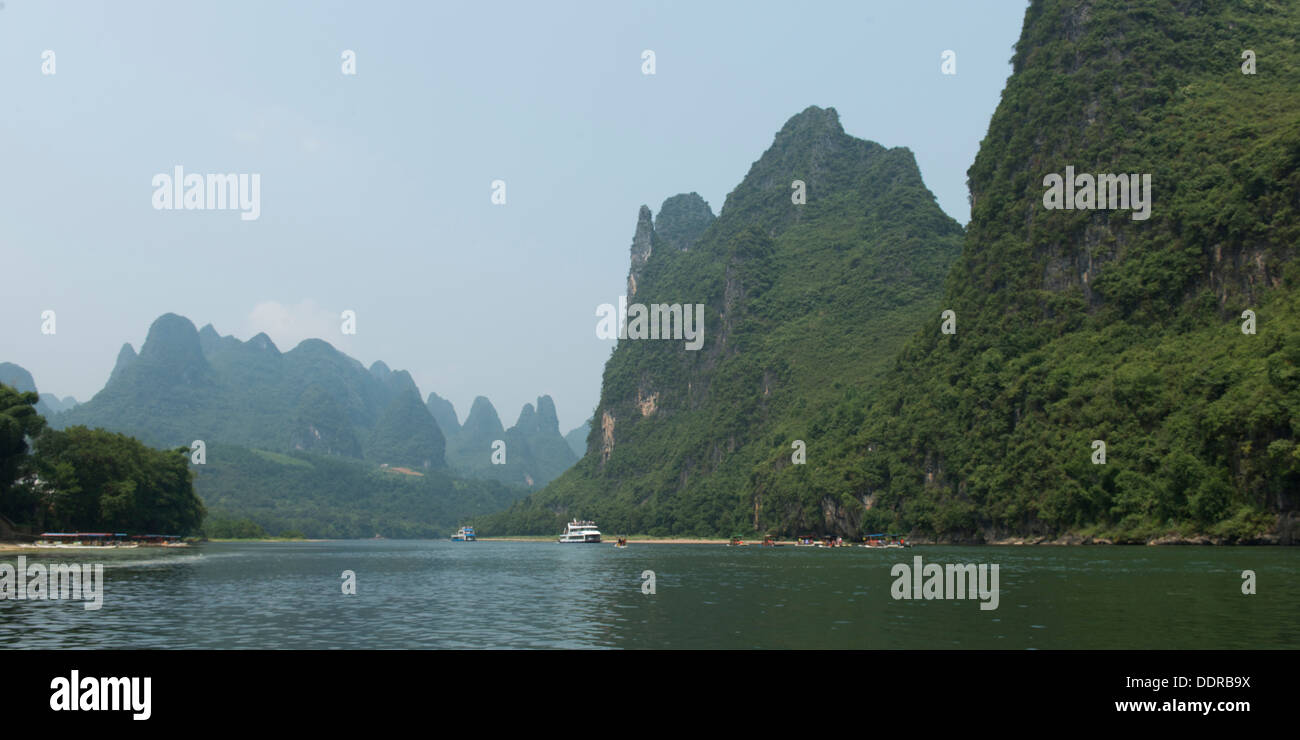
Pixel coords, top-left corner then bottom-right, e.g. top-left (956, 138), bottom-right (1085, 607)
top-left (636, 204), bottom-right (653, 228)
top-left (515, 402), bottom-right (537, 428)
top-left (425, 392), bottom-right (460, 436)
top-left (535, 395), bottom-right (560, 431)
top-left (632, 204), bottom-right (654, 258)
top-left (198, 323), bottom-right (243, 357)
top-left (654, 193), bottom-right (715, 252)
top-left (461, 396), bottom-right (505, 438)
top-left (369, 360), bottom-right (392, 379)
top-left (760, 105), bottom-right (879, 170)
top-left (247, 332), bottom-right (280, 354)
top-left (777, 105), bottom-right (844, 138)
top-left (709, 105), bottom-right (908, 238)
top-left (197, 324), bottom-right (222, 356)
top-left (628, 204), bottom-right (656, 296)
top-left (109, 343), bottom-right (138, 383)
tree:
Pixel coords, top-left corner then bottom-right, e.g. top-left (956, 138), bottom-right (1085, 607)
top-left (0, 383), bottom-right (47, 523)
top-left (32, 426), bottom-right (206, 534)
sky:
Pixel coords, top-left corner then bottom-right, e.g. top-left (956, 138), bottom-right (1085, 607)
top-left (0, 0), bottom-right (1028, 433)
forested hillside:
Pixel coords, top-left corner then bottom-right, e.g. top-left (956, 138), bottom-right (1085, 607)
top-left (485, 106), bottom-right (964, 536)
top-left (487, 1), bottom-right (1299, 543)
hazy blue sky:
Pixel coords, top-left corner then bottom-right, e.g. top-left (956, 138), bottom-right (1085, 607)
top-left (0, 0), bottom-right (1027, 432)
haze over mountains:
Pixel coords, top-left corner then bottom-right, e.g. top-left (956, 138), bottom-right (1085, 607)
top-left (19, 312), bottom-right (578, 489)
top-left (434, 393), bottom-right (579, 488)
top-left (3, 313), bottom-right (588, 536)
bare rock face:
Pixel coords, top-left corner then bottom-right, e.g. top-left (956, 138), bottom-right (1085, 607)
top-left (627, 205), bottom-right (654, 298)
top-left (627, 195), bottom-right (716, 298)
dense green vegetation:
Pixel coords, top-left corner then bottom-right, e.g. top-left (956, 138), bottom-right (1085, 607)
top-left (1, 378), bottom-right (530, 539)
top-left (193, 443), bottom-right (529, 538)
top-left (0, 384), bottom-right (205, 534)
top-left (482, 106), bottom-right (965, 536)
top-left (486, 1), bottom-right (1299, 542)
top-left (10, 1), bottom-right (1294, 544)
top-left (0, 384), bottom-right (48, 516)
top-left (842, 0), bottom-right (1300, 543)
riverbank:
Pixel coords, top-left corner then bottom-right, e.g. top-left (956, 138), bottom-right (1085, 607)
top-left (916, 531), bottom-right (1289, 546)
top-left (0, 537), bottom-right (319, 551)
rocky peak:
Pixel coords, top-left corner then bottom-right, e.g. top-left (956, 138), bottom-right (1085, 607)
top-left (461, 396), bottom-right (505, 439)
top-left (108, 343), bottom-right (138, 383)
top-left (425, 392), bottom-right (460, 436)
top-left (627, 204), bottom-right (655, 298)
top-left (247, 332), bottom-right (280, 354)
top-left (514, 402), bottom-right (538, 432)
top-left (535, 394), bottom-right (560, 432)
top-left (654, 193), bottom-right (715, 253)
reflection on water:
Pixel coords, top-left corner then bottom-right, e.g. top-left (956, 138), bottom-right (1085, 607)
top-left (1, 542), bottom-right (1296, 649)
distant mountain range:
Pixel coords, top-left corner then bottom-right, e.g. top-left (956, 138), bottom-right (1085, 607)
top-left (2, 312), bottom-right (585, 536)
top-left (432, 394), bottom-right (579, 488)
top-left (51, 313), bottom-right (452, 471)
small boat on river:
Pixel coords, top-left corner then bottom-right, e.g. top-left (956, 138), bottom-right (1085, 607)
top-left (859, 533), bottom-right (909, 549)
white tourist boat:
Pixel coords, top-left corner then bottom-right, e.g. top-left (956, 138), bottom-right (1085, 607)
top-left (558, 520), bottom-right (602, 543)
